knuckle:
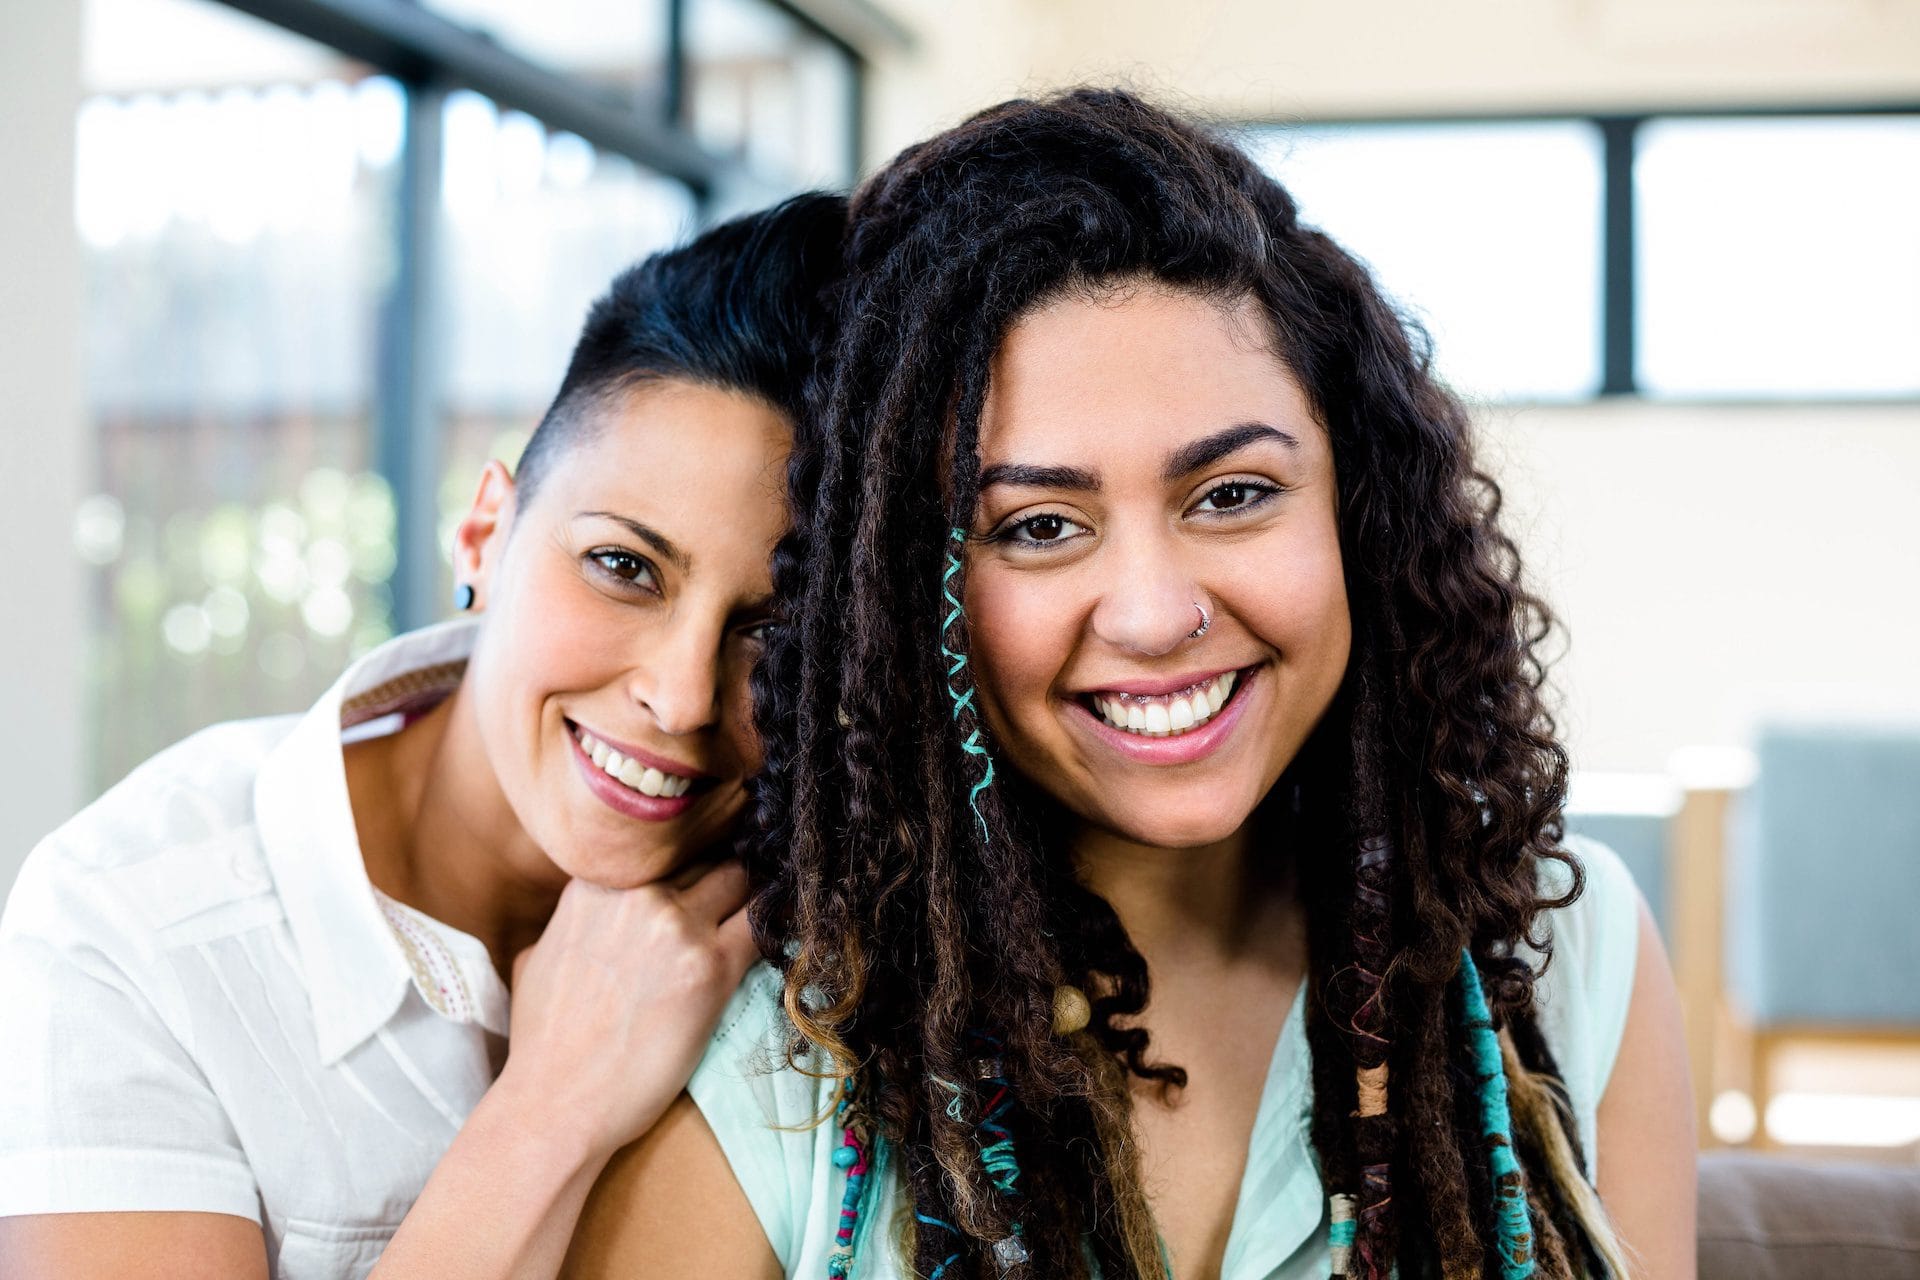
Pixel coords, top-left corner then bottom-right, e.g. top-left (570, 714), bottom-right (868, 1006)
top-left (673, 940), bottom-right (728, 992)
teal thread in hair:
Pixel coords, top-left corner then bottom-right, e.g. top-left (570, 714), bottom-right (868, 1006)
top-left (941, 527), bottom-right (996, 844)
top-left (915, 1213), bottom-right (963, 1279)
top-left (971, 1034), bottom-right (1023, 1199)
top-left (1456, 948), bottom-right (1535, 1280)
top-left (1329, 1219), bottom-right (1357, 1248)
top-left (932, 1075), bottom-right (969, 1122)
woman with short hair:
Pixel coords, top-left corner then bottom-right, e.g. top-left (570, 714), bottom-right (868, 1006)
top-left (0, 193), bottom-right (845, 1280)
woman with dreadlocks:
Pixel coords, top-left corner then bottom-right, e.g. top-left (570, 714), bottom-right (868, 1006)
top-left (565, 90), bottom-right (1695, 1279)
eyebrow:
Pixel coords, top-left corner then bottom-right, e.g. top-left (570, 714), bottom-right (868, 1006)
top-left (975, 462), bottom-right (1101, 493)
top-left (1160, 421), bottom-right (1299, 482)
top-left (976, 421), bottom-right (1300, 495)
top-left (575, 511), bottom-right (690, 573)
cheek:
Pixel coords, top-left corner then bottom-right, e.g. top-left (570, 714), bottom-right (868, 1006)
top-left (477, 562), bottom-right (621, 743)
top-left (1222, 521), bottom-right (1351, 669)
top-left (722, 662), bottom-right (764, 773)
top-left (961, 567), bottom-right (1073, 732)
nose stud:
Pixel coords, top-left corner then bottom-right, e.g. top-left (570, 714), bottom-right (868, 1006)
top-left (1189, 601), bottom-right (1211, 640)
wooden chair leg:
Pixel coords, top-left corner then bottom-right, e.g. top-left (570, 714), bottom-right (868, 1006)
top-left (1749, 1030), bottom-right (1775, 1151)
top-left (1672, 786), bottom-right (1733, 1145)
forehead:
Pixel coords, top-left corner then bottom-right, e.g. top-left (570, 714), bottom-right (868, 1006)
top-left (529, 380), bottom-right (792, 554)
top-left (978, 282), bottom-right (1324, 467)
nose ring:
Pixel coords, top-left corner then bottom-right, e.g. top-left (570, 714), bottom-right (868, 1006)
top-left (1189, 601), bottom-right (1211, 640)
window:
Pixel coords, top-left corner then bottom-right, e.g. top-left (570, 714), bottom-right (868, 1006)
top-left (423, 0), bottom-right (671, 109)
top-left (436, 90), bottom-right (697, 569)
top-left (685, 0), bottom-right (858, 193)
top-left (1636, 116), bottom-right (1920, 398)
top-left (1248, 121), bottom-right (1605, 403)
top-left (78, 0), bottom-right (396, 790)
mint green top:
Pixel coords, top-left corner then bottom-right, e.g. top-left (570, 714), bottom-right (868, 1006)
top-left (688, 837), bottom-right (1641, 1279)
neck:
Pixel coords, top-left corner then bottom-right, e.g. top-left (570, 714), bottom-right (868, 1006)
top-left (348, 683), bottom-right (565, 978)
top-left (1071, 818), bottom-right (1289, 971)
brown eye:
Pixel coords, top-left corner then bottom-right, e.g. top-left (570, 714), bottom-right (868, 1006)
top-left (1001, 512), bottom-right (1089, 546)
top-left (1193, 481), bottom-right (1281, 516)
top-left (991, 511), bottom-right (1089, 549)
top-left (588, 548), bottom-right (660, 590)
top-left (1026, 516), bottom-right (1066, 541)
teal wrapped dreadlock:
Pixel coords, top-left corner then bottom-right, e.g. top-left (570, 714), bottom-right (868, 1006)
top-left (1457, 948), bottom-right (1536, 1279)
top-left (942, 528), bottom-right (996, 843)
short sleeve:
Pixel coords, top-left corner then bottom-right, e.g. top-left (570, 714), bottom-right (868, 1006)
top-left (0, 842), bottom-right (260, 1221)
top-left (687, 962), bottom-right (839, 1269)
top-left (1525, 835), bottom-right (1645, 1174)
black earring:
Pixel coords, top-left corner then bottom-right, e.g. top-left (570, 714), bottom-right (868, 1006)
top-left (453, 583), bottom-right (476, 611)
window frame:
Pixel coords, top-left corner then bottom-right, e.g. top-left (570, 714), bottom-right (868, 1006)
top-left (1246, 101), bottom-right (1920, 408)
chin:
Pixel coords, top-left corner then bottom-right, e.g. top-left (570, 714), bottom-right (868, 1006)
top-left (547, 840), bottom-right (683, 891)
top-left (1100, 809), bottom-right (1254, 852)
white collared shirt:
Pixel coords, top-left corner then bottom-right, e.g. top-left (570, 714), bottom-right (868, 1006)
top-left (0, 620), bottom-right (510, 1279)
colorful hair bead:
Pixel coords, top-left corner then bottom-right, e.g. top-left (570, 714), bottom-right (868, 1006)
top-left (827, 1089), bottom-right (878, 1279)
top-left (1456, 948), bottom-right (1535, 1280)
top-left (1328, 1191), bottom-right (1358, 1277)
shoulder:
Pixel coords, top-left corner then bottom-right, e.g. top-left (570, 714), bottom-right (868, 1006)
top-left (1521, 835), bottom-right (1647, 1153)
top-left (0, 720), bottom-right (298, 1222)
top-left (684, 962), bottom-right (850, 1271)
top-left (2, 716), bottom-right (299, 1003)
top-left (45, 716), bottom-right (296, 872)
top-left (688, 959), bottom-right (836, 1143)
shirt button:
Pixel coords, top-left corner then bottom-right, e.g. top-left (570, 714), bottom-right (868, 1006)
top-left (231, 852), bottom-right (270, 894)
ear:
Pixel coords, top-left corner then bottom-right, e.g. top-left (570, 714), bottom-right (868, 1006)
top-left (451, 460), bottom-right (517, 611)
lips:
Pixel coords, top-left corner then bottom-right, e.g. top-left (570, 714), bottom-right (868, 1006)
top-left (1085, 670), bottom-right (1239, 738)
top-left (1068, 664), bottom-right (1261, 766)
top-left (572, 725), bottom-right (696, 798)
top-left (564, 719), bottom-right (706, 822)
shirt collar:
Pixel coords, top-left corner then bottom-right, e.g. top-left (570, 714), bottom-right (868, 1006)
top-left (1220, 980), bottom-right (1328, 1280)
top-left (254, 619), bottom-right (482, 1066)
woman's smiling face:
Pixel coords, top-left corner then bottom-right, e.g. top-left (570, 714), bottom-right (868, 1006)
top-left (457, 378), bottom-right (789, 888)
top-left (963, 282), bottom-right (1351, 851)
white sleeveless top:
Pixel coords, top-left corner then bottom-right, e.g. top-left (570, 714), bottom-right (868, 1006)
top-left (688, 836), bottom-right (1642, 1280)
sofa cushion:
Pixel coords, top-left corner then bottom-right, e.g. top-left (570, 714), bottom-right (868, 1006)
top-left (1699, 1151), bottom-right (1920, 1280)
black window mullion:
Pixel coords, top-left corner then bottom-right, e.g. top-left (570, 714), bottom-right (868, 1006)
top-left (218, 0), bottom-right (721, 197)
top-left (377, 78), bottom-right (446, 634)
top-left (665, 0), bottom-right (688, 127)
top-left (1598, 115), bottom-right (1641, 397)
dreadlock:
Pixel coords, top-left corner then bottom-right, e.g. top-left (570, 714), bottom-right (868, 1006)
top-left (747, 88), bottom-right (1624, 1278)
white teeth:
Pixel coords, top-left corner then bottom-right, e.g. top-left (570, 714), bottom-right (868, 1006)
top-left (1090, 672), bottom-right (1241, 739)
top-left (573, 728), bottom-right (695, 800)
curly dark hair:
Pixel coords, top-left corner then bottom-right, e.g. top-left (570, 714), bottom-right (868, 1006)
top-left (746, 89), bottom-right (1630, 1280)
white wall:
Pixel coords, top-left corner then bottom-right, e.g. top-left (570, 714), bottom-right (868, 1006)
top-left (1485, 400), bottom-right (1920, 772)
top-left (865, 0), bottom-right (1920, 162)
top-left (0, 0), bottom-right (86, 905)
